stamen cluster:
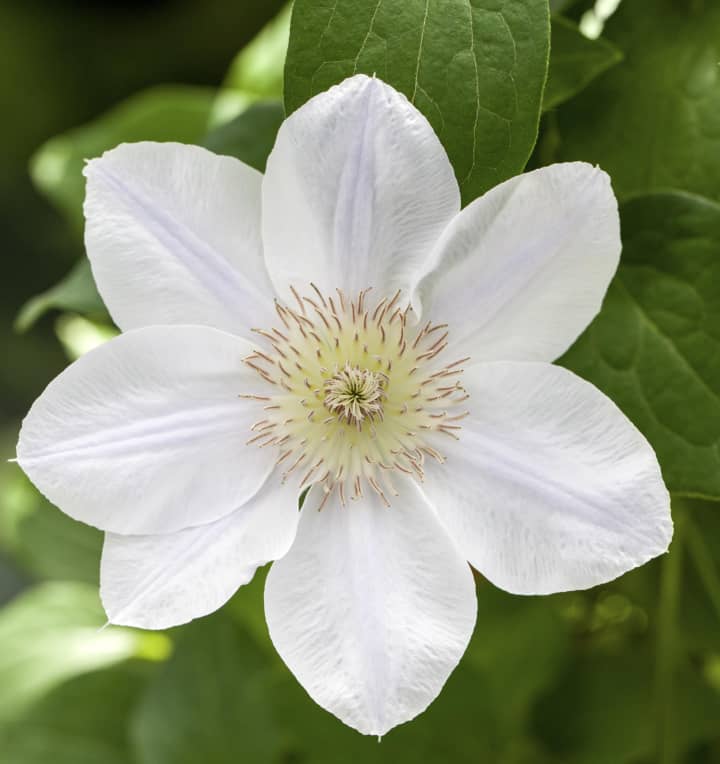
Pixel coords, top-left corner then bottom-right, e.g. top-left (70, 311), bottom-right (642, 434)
top-left (242, 285), bottom-right (469, 509)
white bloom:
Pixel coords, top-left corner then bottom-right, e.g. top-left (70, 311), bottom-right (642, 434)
top-left (17, 75), bottom-right (672, 736)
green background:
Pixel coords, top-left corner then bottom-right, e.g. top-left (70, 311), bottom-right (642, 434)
top-left (1, 0), bottom-right (719, 762)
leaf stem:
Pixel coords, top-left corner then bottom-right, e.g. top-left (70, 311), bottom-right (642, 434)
top-left (684, 513), bottom-right (720, 623)
top-left (655, 508), bottom-right (684, 764)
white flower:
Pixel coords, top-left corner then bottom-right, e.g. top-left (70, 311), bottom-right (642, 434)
top-left (16, 74), bottom-right (672, 736)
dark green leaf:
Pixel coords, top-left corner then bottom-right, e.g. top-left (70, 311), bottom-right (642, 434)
top-left (284, 0), bottom-right (550, 203)
top-left (203, 101), bottom-right (284, 172)
top-left (561, 192), bottom-right (720, 500)
top-left (0, 666), bottom-right (150, 764)
top-left (533, 649), bottom-right (720, 764)
top-left (15, 259), bottom-right (106, 332)
top-left (543, 16), bottom-right (622, 111)
top-left (556, 0), bottom-right (720, 201)
top-left (131, 614), bottom-right (280, 764)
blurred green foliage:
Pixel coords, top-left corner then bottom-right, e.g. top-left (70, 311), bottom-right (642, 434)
top-left (1, 0), bottom-right (719, 762)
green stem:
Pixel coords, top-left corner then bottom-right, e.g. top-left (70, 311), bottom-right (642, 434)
top-left (655, 509), bottom-right (684, 764)
top-left (684, 513), bottom-right (720, 623)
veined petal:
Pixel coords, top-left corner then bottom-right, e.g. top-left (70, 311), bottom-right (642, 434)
top-left (262, 75), bottom-right (460, 303)
top-left (101, 475), bottom-right (301, 629)
top-left (264, 482), bottom-right (476, 736)
top-left (416, 163), bottom-right (621, 361)
top-left (84, 142), bottom-right (275, 337)
top-left (420, 361), bottom-right (672, 595)
top-left (17, 325), bottom-right (276, 535)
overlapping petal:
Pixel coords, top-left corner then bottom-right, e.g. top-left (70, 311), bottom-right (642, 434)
top-left (101, 476), bottom-right (301, 629)
top-left (415, 163), bottom-right (621, 361)
top-left (17, 325), bottom-right (275, 535)
top-left (420, 361), bottom-right (672, 594)
top-left (264, 482), bottom-right (476, 736)
top-left (262, 74), bottom-right (460, 303)
top-left (84, 141), bottom-right (275, 338)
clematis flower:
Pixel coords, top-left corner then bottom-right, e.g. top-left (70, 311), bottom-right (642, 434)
top-left (17, 74), bottom-right (672, 736)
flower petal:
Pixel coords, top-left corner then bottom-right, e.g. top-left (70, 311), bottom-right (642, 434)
top-left (416, 163), bottom-right (621, 361)
top-left (264, 482), bottom-right (476, 736)
top-left (101, 475), bottom-right (301, 629)
top-left (17, 325), bottom-right (276, 535)
top-left (262, 75), bottom-right (460, 302)
top-left (84, 142), bottom-right (275, 337)
top-left (420, 361), bottom-right (672, 595)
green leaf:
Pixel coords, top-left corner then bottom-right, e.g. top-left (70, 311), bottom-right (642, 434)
top-left (284, 0), bottom-right (550, 203)
top-left (0, 582), bottom-right (161, 723)
top-left (210, 5), bottom-right (291, 127)
top-left (29, 85), bottom-right (215, 232)
top-left (0, 428), bottom-right (102, 584)
top-left (131, 613), bottom-right (280, 764)
top-left (556, 0), bottom-right (720, 201)
top-left (0, 666), bottom-right (150, 764)
top-left (15, 259), bottom-right (106, 332)
top-left (561, 192), bottom-right (720, 500)
top-left (203, 100), bottom-right (284, 172)
top-left (220, 5), bottom-right (290, 98)
top-left (543, 16), bottom-right (622, 111)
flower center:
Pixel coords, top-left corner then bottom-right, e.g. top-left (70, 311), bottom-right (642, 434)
top-left (323, 365), bottom-right (386, 427)
top-left (242, 285), bottom-right (469, 510)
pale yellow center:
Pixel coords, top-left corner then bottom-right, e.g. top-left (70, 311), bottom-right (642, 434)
top-left (241, 285), bottom-right (468, 509)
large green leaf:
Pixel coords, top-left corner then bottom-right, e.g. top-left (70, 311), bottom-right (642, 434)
top-left (543, 16), bottom-right (622, 111)
top-left (556, 0), bottom-right (720, 201)
top-left (561, 192), bottom-right (720, 500)
top-left (0, 582), bottom-right (162, 723)
top-left (29, 85), bottom-right (215, 233)
top-left (284, 0), bottom-right (550, 203)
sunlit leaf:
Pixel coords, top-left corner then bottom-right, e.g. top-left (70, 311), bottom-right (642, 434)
top-left (210, 4), bottom-right (290, 126)
top-left (0, 582), bottom-right (164, 723)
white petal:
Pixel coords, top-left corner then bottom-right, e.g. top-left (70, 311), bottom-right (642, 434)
top-left (17, 325), bottom-right (276, 535)
top-left (264, 482), bottom-right (476, 736)
top-left (84, 142), bottom-right (276, 337)
top-left (262, 75), bottom-right (460, 302)
top-left (101, 475), bottom-right (301, 629)
top-left (420, 361), bottom-right (672, 595)
top-left (416, 163), bottom-right (621, 361)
